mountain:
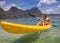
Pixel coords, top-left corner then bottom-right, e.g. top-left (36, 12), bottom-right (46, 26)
top-left (0, 7), bottom-right (6, 19)
top-left (0, 6), bottom-right (42, 19)
top-left (0, 7), bottom-right (4, 12)
top-left (30, 7), bottom-right (42, 17)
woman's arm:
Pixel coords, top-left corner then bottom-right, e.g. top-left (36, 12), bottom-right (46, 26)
top-left (37, 17), bottom-right (43, 20)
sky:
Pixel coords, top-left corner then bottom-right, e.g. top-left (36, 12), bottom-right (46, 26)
top-left (0, 0), bottom-right (60, 14)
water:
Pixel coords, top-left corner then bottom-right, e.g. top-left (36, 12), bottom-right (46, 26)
top-left (0, 15), bottom-right (60, 43)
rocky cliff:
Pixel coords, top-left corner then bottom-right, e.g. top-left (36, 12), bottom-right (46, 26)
top-left (0, 7), bottom-right (42, 19)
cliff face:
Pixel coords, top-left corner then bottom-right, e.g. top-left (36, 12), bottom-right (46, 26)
top-left (30, 7), bottom-right (42, 17)
top-left (0, 7), bottom-right (6, 19)
top-left (0, 7), bottom-right (42, 19)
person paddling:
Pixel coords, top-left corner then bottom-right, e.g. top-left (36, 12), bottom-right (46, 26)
top-left (36, 13), bottom-right (50, 26)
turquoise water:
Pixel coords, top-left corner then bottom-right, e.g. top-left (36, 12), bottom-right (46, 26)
top-left (0, 15), bottom-right (60, 43)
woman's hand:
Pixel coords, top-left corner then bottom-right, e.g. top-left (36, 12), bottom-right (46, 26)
top-left (37, 17), bottom-right (41, 20)
top-left (37, 17), bottom-right (43, 21)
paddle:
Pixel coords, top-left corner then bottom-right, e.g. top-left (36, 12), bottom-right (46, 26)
top-left (28, 13), bottom-right (39, 19)
top-left (28, 13), bottom-right (56, 27)
top-left (29, 13), bottom-right (36, 17)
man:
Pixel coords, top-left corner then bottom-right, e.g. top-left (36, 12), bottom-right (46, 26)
top-left (36, 14), bottom-right (50, 26)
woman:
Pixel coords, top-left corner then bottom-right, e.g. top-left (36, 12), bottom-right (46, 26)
top-left (36, 14), bottom-right (50, 26)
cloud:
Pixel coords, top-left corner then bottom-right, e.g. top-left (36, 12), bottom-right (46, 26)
top-left (2, 4), bottom-right (16, 11)
top-left (42, 5), bottom-right (60, 14)
top-left (0, 1), bottom-right (23, 11)
top-left (2, 4), bottom-right (22, 11)
top-left (57, 5), bottom-right (60, 9)
top-left (0, 1), bottom-right (6, 6)
top-left (37, 0), bottom-right (59, 7)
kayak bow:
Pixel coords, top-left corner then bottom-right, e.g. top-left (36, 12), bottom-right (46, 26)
top-left (1, 21), bottom-right (51, 34)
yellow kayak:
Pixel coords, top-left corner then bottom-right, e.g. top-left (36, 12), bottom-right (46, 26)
top-left (1, 21), bottom-right (51, 34)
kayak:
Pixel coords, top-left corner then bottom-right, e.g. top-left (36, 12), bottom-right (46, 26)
top-left (1, 21), bottom-right (51, 34)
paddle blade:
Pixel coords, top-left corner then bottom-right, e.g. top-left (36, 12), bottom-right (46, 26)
top-left (52, 25), bottom-right (56, 27)
top-left (28, 13), bottom-right (36, 17)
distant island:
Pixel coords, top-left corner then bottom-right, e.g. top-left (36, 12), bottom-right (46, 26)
top-left (0, 7), bottom-right (42, 19)
top-left (0, 6), bottom-right (60, 20)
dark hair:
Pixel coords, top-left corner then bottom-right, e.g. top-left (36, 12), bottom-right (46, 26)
top-left (43, 13), bottom-right (48, 17)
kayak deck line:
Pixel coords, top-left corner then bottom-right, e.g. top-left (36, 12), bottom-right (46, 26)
top-left (1, 21), bottom-right (51, 34)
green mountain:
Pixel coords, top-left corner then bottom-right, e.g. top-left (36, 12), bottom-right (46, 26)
top-left (0, 7), bottom-right (42, 19)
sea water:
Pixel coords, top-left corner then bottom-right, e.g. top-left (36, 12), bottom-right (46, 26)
top-left (0, 15), bottom-right (60, 43)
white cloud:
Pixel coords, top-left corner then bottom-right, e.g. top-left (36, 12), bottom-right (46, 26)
top-left (2, 4), bottom-right (16, 11)
top-left (11, 4), bottom-right (16, 6)
top-left (43, 8), bottom-right (55, 14)
top-left (0, 1), bottom-right (6, 6)
top-left (42, 5), bottom-right (60, 14)
top-left (37, 0), bottom-right (58, 7)
top-left (0, 1), bottom-right (26, 11)
top-left (2, 4), bottom-right (22, 11)
top-left (57, 5), bottom-right (60, 9)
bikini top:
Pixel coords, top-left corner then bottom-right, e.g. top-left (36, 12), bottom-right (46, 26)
top-left (41, 17), bottom-right (50, 22)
